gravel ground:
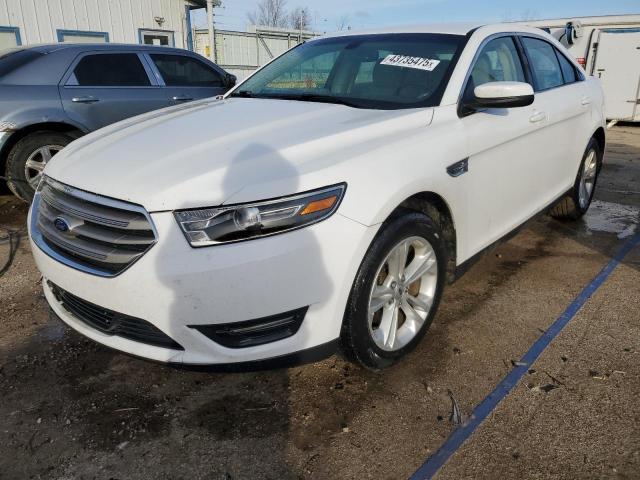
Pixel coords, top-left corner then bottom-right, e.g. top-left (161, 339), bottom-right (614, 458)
top-left (0, 125), bottom-right (638, 480)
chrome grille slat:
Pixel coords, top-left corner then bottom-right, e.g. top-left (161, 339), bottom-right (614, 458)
top-left (32, 177), bottom-right (157, 277)
top-left (39, 200), bottom-right (154, 246)
top-left (37, 218), bottom-right (144, 263)
top-left (40, 183), bottom-right (150, 230)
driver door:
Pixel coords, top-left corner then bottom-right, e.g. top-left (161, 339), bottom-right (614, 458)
top-left (459, 35), bottom-right (551, 255)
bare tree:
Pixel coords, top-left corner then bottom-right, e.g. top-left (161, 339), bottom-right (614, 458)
top-left (519, 9), bottom-right (540, 21)
top-left (247, 0), bottom-right (290, 28)
top-left (336, 14), bottom-right (351, 31)
top-left (289, 6), bottom-right (311, 31)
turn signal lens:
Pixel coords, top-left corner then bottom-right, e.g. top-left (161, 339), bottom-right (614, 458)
top-left (300, 196), bottom-right (337, 216)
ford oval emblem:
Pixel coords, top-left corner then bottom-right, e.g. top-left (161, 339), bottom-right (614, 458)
top-left (54, 217), bottom-right (70, 233)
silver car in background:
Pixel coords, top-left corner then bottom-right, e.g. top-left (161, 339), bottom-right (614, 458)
top-left (0, 43), bottom-right (236, 202)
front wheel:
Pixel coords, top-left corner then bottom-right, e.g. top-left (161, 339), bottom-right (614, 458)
top-left (550, 138), bottom-right (601, 220)
top-left (340, 212), bottom-right (446, 370)
top-left (6, 131), bottom-right (74, 203)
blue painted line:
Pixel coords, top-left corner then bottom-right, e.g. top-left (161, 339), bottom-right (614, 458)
top-left (411, 231), bottom-right (640, 480)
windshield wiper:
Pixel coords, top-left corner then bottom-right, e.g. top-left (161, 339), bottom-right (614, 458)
top-left (276, 93), bottom-right (362, 108)
top-left (229, 90), bottom-right (254, 98)
top-left (229, 91), bottom-right (362, 108)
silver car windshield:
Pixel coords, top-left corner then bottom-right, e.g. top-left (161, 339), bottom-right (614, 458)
top-left (231, 33), bottom-right (466, 110)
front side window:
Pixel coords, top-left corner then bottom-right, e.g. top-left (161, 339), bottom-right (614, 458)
top-left (71, 53), bottom-right (151, 87)
top-left (521, 37), bottom-right (564, 91)
top-left (466, 36), bottom-right (526, 93)
top-left (232, 34), bottom-right (466, 109)
top-left (150, 54), bottom-right (222, 87)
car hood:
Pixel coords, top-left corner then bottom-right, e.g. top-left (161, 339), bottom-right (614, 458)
top-left (45, 97), bottom-right (433, 211)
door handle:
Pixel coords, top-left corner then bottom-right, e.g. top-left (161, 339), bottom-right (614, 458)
top-left (71, 96), bottom-right (100, 104)
top-left (171, 96), bottom-right (193, 102)
top-left (581, 96), bottom-right (592, 106)
top-left (529, 111), bottom-right (547, 123)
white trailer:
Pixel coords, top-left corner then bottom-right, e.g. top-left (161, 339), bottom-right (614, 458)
top-left (519, 15), bottom-right (640, 123)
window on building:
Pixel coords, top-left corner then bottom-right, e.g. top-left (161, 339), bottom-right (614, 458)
top-left (521, 37), bottom-right (564, 91)
top-left (140, 29), bottom-right (175, 47)
top-left (57, 29), bottom-right (109, 43)
top-left (0, 26), bottom-right (21, 50)
top-left (150, 54), bottom-right (223, 87)
top-left (71, 54), bottom-right (151, 87)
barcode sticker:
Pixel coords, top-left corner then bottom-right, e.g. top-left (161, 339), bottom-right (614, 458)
top-left (380, 55), bottom-right (441, 72)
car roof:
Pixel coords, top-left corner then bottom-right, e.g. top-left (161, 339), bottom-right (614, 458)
top-left (317, 22), bottom-right (549, 40)
top-left (319, 22), bottom-right (485, 39)
top-left (16, 43), bottom-right (195, 55)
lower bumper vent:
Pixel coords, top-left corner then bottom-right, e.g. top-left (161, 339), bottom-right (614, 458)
top-left (49, 282), bottom-right (183, 351)
top-left (190, 307), bottom-right (308, 349)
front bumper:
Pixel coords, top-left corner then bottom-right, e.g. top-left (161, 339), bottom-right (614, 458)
top-left (31, 208), bottom-right (376, 366)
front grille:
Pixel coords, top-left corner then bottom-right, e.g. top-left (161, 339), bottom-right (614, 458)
top-left (190, 307), bottom-right (308, 349)
top-left (32, 177), bottom-right (156, 276)
top-left (49, 282), bottom-right (183, 351)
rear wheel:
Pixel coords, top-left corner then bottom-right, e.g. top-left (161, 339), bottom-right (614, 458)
top-left (6, 131), bottom-right (74, 202)
top-left (340, 212), bottom-right (446, 370)
top-left (550, 138), bottom-right (601, 220)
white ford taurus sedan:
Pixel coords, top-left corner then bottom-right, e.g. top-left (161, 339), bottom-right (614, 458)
top-left (29, 23), bottom-right (605, 370)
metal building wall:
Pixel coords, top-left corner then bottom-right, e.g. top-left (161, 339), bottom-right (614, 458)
top-left (194, 26), bottom-right (317, 80)
top-left (0, 0), bottom-right (197, 48)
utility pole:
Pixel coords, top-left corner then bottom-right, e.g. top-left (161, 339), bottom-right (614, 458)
top-left (206, 0), bottom-right (217, 62)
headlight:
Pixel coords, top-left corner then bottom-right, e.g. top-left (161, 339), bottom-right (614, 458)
top-left (174, 184), bottom-right (346, 247)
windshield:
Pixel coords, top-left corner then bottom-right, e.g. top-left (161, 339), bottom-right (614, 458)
top-left (232, 33), bottom-right (466, 109)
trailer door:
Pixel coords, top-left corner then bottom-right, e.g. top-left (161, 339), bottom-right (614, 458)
top-left (593, 30), bottom-right (640, 121)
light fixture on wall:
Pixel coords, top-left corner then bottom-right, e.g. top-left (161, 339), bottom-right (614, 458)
top-left (154, 16), bottom-right (165, 27)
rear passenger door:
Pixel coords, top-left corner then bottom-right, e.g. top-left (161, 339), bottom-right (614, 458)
top-left (145, 53), bottom-right (228, 105)
top-left (519, 36), bottom-right (590, 193)
top-left (59, 52), bottom-right (169, 131)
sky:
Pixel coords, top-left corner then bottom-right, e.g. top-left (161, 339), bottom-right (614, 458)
top-left (192, 0), bottom-right (640, 33)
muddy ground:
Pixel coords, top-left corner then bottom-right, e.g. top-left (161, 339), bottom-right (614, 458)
top-left (0, 126), bottom-right (638, 480)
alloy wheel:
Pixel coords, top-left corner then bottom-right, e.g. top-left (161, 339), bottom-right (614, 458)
top-left (24, 144), bottom-right (64, 189)
top-left (368, 236), bottom-right (438, 352)
top-left (578, 149), bottom-right (598, 209)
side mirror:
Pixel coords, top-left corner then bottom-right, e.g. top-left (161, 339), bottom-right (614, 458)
top-left (225, 73), bottom-right (237, 89)
top-left (465, 81), bottom-right (534, 111)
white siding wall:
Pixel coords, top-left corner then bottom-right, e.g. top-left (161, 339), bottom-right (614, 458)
top-left (0, 0), bottom-right (198, 48)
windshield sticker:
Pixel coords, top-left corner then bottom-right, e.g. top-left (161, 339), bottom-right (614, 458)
top-left (380, 55), bottom-right (441, 72)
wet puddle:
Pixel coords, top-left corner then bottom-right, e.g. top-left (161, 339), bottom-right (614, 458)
top-left (584, 200), bottom-right (639, 239)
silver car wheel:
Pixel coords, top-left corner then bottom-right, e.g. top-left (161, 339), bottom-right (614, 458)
top-left (578, 149), bottom-right (598, 209)
top-left (24, 144), bottom-right (64, 189)
top-left (368, 236), bottom-right (438, 352)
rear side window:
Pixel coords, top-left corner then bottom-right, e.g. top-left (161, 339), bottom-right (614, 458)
top-left (468, 36), bottom-right (526, 90)
top-left (150, 54), bottom-right (223, 87)
top-left (72, 53), bottom-right (151, 87)
top-left (521, 37), bottom-right (563, 91)
top-left (555, 50), bottom-right (579, 84)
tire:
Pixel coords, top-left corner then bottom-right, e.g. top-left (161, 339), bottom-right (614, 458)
top-left (550, 137), bottom-right (602, 221)
top-left (6, 131), bottom-right (74, 203)
top-left (340, 212), bottom-right (447, 370)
